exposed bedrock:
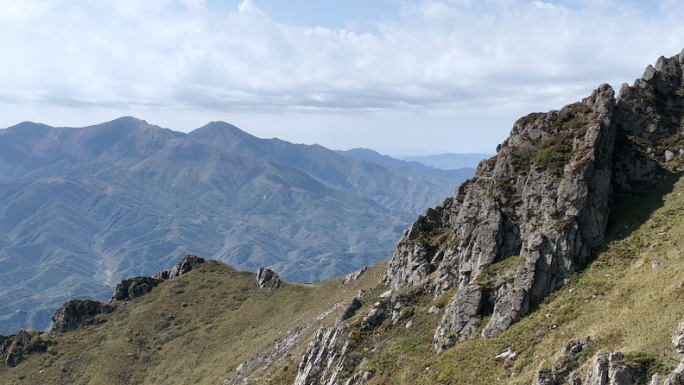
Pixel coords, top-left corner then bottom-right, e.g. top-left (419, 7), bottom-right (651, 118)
top-left (385, 49), bottom-right (684, 351)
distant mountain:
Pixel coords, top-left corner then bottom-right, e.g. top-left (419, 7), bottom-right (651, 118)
top-left (398, 153), bottom-right (493, 170)
top-left (334, 148), bottom-right (475, 180)
top-left (0, 117), bottom-right (467, 334)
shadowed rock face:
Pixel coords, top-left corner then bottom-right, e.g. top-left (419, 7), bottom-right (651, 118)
top-left (110, 276), bottom-right (164, 302)
top-left (384, 49), bottom-right (684, 351)
top-left (48, 300), bottom-right (114, 334)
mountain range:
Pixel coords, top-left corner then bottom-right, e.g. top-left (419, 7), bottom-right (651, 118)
top-left (334, 148), bottom-right (476, 180)
top-left (0, 119), bottom-right (474, 334)
top-left (3, 48), bottom-right (684, 385)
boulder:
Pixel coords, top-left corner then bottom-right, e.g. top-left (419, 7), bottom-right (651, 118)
top-left (256, 267), bottom-right (282, 289)
top-left (336, 298), bottom-right (362, 324)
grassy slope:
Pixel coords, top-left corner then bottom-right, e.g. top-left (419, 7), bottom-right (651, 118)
top-left (5, 172), bottom-right (684, 384)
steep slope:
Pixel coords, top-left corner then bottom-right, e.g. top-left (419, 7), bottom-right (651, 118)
top-left (0, 119), bottom-right (462, 334)
top-left (383, 49), bottom-right (684, 353)
top-left (4, 172), bottom-right (684, 385)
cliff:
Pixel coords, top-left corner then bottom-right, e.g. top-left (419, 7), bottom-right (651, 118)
top-left (383, 48), bottom-right (684, 353)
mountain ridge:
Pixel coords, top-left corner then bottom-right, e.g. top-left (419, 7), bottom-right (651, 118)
top-left (0, 118), bottom-right (469, 334)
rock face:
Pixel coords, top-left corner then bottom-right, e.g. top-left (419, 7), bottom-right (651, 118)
top-left (256, 267), bottom-right (283, 289)
top-left (433, 285), bottom-right (484, 353)
top-left (153, 254), bottom-right (205, 280)
top-left (336, 298), bottom-right (362, 325)
top-left (114, 254), bottom-right (206, 301)
top-left (111, 276), bottom-right (164, 302)
top-left (48, 299), bottom-right (114, 333)
top-left (532, 347), bottom-right (650, 385)
top-left (294, 327), bottom-right (349, 385)
top-left (1, 329), bottom-right (54, 367)
top-left (384, 49), bottom-right (684, 349)
top-left (385, 83), bottom-right (617, 347)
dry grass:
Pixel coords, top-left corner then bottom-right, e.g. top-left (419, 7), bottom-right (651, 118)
top-left (5, 172), bottom-right (684, 385)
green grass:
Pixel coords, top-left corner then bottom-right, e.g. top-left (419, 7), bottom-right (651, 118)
top-left (6, 169), bottom-right (684, 384)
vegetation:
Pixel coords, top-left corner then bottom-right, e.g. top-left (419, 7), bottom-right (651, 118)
top-left (473, 255), bottom-right (527, 289)
top-left (6, 160), bottom-right (684, 385)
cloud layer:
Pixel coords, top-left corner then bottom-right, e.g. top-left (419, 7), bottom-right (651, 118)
top-left (1, 0), bottom-right (683, 152)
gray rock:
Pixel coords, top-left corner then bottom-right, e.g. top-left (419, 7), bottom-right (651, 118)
top-left (387, 49), bottom-right (684, 351)
top-left (666, 150), bottom-right (676, 162)
top-left (562, 336), bottom-right (592, 356)
top-left (48, 299), bottom-right (114, 333)
top-left (4, 330), bottom-right (30, 367)
top-left (153, 254), bottom-right (205, 280)
top-left (340, 266), bottom-right (368, 285)
top-left (336, 298), bottom-right (362, 324)
top-left (433, 285), bottom-right (483, 352)
top-left (256, 267), bottom-right (283, 289)
top-left (111, 275), bottom-right (164, 302)
top-left (294, 327), bottom-right (349, 385)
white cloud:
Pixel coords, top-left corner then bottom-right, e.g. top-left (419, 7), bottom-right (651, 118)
top-left (0, 0), bottom-right (682, 152)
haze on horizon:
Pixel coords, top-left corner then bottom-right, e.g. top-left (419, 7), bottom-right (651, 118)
top-left (0, 0), bottom-right (682, 155)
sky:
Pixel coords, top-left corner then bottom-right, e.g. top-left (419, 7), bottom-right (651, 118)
top-left (0, 0), bottom-right (682, 155)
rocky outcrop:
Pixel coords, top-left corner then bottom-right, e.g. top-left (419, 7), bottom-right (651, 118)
top-left (384, 49), bottom-right (684, 350)
top-left (336, 298), bottom-right (362, 324)
top-left (613, 50), bottom-right (684, 190)
top-left (532, 346), bottom-right (651, 385)
top-left (2, 329), bottom-right (54, 367)
top-left (294, 327), bottom-right (350, 385)
top-left (256, 267), bottom-right (283, 289)
top-left (153, 254), bottom-right (205, 280)
top-left (4, 330), bottom-right (30, 367)
top-left (111, 276), bottom-right (164, 302)
top-left (663, 321), bottom-right (684, 384)
top-left (48, 299), bottom-right (114, 333)
top-left (113, 254), bottom-right (206, 301)
top-left (385, 83), bottom-right (617, 347)
top-left (433, 285), bottom-right (483, 353)
top-left (340, 266), bottom-right (368, 286)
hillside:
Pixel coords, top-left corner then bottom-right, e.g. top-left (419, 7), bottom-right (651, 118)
top-left (0, 119), bottom-right (466, 334)
top-left (2, 175), bottom-right (684, 385)
top-left (3, 49), bottom-right (684, 385)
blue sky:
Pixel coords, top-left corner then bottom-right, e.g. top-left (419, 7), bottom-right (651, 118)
top-left (0, 0), bottom-right (682, 155)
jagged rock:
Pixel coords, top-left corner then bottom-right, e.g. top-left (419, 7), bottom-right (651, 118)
top-left (48, 299), bottom-right (114, 333)
top-left (294, 327), bottom-right (349, 385)
top-left (4, 329), bottom-right (30, 367)
top-left (111, 276), bottom-right (164, 302)
top-left (256, 267), bottom-right (282, 288)
top-left (385, 54), bottom-right (684, 350)
top-left (336, 298), bottom-right (362, 324)
top-left (0, 335), bottom-right (13, 356)
top-left (360, 302), bottom-right (389, 330)
top-left (341, 267), bottom-right (368, 285)
top-left (532, 349), bottom-right (648, 385)
top-left (672, 322), bottom-right (684, 356)
top-left (153, 254), bottom-right (205, 280)
top-left (433, 285), bottom-right (483, 352)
